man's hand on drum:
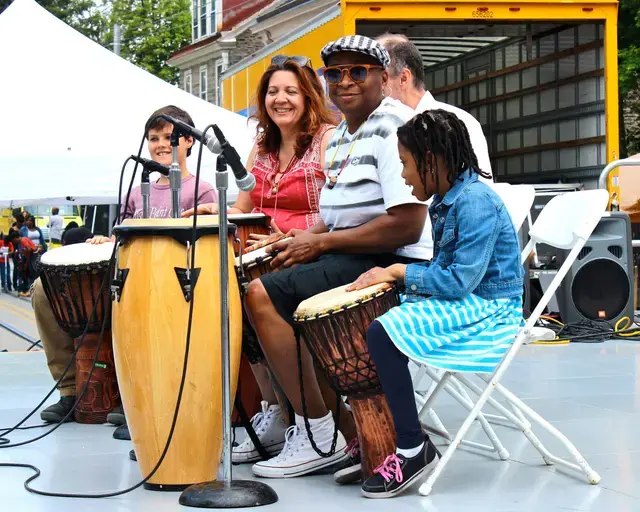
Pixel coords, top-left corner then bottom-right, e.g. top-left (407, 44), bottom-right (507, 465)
top-left (346, 264), bottom-right (407, 291)
top-left (267, 229), bottom-right (323, 269)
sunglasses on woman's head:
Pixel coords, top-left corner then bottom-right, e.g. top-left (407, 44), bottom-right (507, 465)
top-left (271, 55), bottom-right (312, 67)
top-left (322, 64), bottom-right (384, 84)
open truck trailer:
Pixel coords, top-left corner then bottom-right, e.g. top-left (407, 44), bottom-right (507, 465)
top-left (221, 0), bottom-right (619, 194)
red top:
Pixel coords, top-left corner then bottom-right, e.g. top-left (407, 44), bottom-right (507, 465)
top-left (250, 125), bottom-right (333, 234)
top-left (0, 241), bottom-right (13, 263)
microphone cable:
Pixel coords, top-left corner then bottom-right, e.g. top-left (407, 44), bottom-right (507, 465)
top-left (0, 126), bottom-right (218, 499)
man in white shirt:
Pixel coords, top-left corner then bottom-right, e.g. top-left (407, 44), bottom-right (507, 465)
top-left (47, 207), bottom-right (64, 244)
top-left (376, 34), bottom-right (493, 179)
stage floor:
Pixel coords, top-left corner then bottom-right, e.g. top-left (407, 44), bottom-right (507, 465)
top-left (1, 293), bottom-right (640, 511)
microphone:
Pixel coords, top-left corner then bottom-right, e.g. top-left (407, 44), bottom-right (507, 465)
top-left (157, 114), bottom-right (217, 153)
top-left (157, 114), bottom-right (255, 192)
top-left (211, 125), bottom-right (256, 192)
top-left (130, 155), bottom-right (170, 177)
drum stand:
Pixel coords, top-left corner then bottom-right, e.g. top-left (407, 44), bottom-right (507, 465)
top-left (179, 156), bottom-right (278, 508)
top-left (170, 129), bottom-right (181, 218)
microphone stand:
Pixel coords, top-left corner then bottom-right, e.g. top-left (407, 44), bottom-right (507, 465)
top-left (169, 129), bottom-right (181, 218)
top-left (179, 155), bottom-right (278, 509)
top-left (141, 169), bottom-right (151, 218)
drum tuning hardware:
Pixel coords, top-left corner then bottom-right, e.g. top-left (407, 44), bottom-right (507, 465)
top-left (111, 268), bottom-right (129, 302)
top-left (174, 267), bottom-right (201, 302)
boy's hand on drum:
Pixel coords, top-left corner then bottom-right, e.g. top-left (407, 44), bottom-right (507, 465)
top-left (346, 264), bottom-right (406, 291)
top-left (181, 203), bottom-right (219, 218)
top-left (86, 236), bottom-right (112, 245)
top-left (268, 232), bottom-right (323, 269)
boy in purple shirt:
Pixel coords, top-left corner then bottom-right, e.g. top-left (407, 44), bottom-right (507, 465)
top-left (36, 105), bottom-right (217, 428)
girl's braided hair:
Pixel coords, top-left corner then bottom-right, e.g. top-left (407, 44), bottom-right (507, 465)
top-left (397, 109), bottom-right (490, 193)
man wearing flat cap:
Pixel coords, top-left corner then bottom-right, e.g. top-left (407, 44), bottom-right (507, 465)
top-left (244, 35), bottom-right (430, 481)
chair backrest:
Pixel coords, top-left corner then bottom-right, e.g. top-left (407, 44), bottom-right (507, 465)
top-left (490, 183), bottom-right (536, 232)
top-left (528, 189), bottom-right (609, 249)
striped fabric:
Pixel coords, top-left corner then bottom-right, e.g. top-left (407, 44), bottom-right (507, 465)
top-left (377, 294), bottom-right (524, 374)
top-left (320, 35), bottom-right (390, 67)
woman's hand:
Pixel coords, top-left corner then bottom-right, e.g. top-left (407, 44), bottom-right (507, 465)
top-left (268, 230), bottom-right (324, 269)
top-left (244, 232), bottom-right (286, 253)
top-left (181, 203), bottom-right (219, 218)
top-left (346, 264), bottom-right (406, 292)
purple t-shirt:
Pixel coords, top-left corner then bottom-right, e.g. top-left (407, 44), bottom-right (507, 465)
top-left (122, 174), bottom-right (217, 219)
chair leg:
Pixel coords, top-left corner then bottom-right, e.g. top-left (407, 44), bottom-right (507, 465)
top-left (421, 367), bottom-right (508, 460)
top-left (479, 376), bottom-right (601, 485)
top-left (418, 372), bottom-right (503, 496)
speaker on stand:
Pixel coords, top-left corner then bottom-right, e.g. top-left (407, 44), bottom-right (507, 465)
top-left (557, 211), bottom-right (634, 325)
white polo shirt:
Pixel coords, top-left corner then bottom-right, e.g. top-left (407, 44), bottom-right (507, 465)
top-left (320, 98), bottom-right (431, 260)
top-left (416, 91), bottom-right (493, 181)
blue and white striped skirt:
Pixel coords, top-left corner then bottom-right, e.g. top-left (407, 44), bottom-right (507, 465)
top-left (377, 294), bottom-right (524, 374)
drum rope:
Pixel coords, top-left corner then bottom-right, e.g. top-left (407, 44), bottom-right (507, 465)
top-left (0, 128), bottom-right (219, 498)
top-left (295, 328), bottom-right (341, 458)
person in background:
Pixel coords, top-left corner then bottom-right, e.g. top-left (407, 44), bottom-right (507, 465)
top-left (183, 55), bottom-right (337, 464)
top-left (7, 230), bottom-right (36, 297)
top-left (0, 232), bottom-right (14, 293)
top-left (32, 226), bottom-right (95, 422)
top-left (48, 207), bottom-right (64, 245)
top-left (376, 33), bottom-right (492, 179)
top-left (20, 215), bottom-right (47, 253)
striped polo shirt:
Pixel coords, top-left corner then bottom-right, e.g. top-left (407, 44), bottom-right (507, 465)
top-left (320, 97), bottom-right (431, 260)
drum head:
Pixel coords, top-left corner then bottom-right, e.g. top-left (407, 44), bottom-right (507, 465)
top-left (40, 242), bottom-right (114, 266)
top-left (295, 283), bottom-right (393, 320)
top-left (234, 237), bottom-right (291, 268)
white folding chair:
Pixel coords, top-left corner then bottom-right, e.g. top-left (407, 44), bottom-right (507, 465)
top-left (412, 189), bottom-right (607, 496)
top-left (413, 184), bottom-right (536, 454)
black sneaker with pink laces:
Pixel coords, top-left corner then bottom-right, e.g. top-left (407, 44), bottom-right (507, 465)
top-left (361, 438), bottom-right (440, 499)
top-left (333, 438), bottom-right (362, 484)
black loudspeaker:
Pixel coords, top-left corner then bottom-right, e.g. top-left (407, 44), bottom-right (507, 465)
top-left (557, 212), bottom-right (634, 324)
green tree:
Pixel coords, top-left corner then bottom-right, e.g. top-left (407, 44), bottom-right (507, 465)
top-left (0, 0), bottom-right (108, 42)
top-left (107, 0), bottom-right (191, 84)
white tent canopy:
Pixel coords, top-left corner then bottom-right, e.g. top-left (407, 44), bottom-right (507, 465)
top-left (0, 0), bottom-right (256, 207)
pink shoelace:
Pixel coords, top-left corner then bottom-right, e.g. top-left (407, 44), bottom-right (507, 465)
top-left (373, 454), bottom-right (403, 483)
top-left (344, 438), bottom-right (360, 458)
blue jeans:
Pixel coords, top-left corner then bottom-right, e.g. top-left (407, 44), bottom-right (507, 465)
top-left (0, 261), bottom-right (9, 290)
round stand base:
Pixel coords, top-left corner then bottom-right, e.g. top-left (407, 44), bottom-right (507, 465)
top-left (179, 480), bottom-right (278, 508)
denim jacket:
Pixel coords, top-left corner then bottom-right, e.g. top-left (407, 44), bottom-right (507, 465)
top-left (404, 172), bottom-right (523, 301)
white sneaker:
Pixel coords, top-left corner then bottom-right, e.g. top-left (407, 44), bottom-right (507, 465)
top-left (252, 419), bottom-right (349, 478)
top-left (232, 401), bottom-right (287, 464)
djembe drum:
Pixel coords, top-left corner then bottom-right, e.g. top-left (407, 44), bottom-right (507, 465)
top-left (293, 283), bottom-right (399, 478)
top-left (228, 213), bottom-right (273, 422)
top-left (38, 243), bottom-right (120, 424)
top-left (111, 217), bottom-right (242, 490)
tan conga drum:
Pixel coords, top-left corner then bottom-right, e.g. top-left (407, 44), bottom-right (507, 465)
top-left (111, 217), bottom-right (242, 491)
top-left (293, 283), bottom-right (399, 478)
top-left (38, 242), bottom-right (120, 424)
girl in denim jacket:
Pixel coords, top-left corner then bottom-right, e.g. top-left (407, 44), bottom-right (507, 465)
top-left (348, 109), bottom-right (524, 499)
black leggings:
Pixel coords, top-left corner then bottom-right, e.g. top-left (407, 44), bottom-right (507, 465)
top-left (367, 320), bottom-right (426, 450)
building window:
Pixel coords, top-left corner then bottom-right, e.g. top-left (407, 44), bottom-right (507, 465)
top-left (184, 70), bottom-right (192, 94)
top-left (215, 60), bottom-right (223, 106)
top-left (200, 65), bottom-right (208, 101)
top-left (210, 0), bottom-right (217, 34)
top-left (192, 0), bottom-right (198, 40)
top-left (200, 0), bottom-right (207, 36)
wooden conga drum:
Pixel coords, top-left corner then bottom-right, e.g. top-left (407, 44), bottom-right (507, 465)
top-left (111, 218), bottom-right (242, 490)
top-left (39, 243), bottom-right (120, 424)
top-left (293, 283), bottom-right (399, 478)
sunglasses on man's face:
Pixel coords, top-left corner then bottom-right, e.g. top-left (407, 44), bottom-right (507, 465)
top-left (271, 55), bottom-right (312, 67)
top-left (322, 64), bottom-right (384, 84)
